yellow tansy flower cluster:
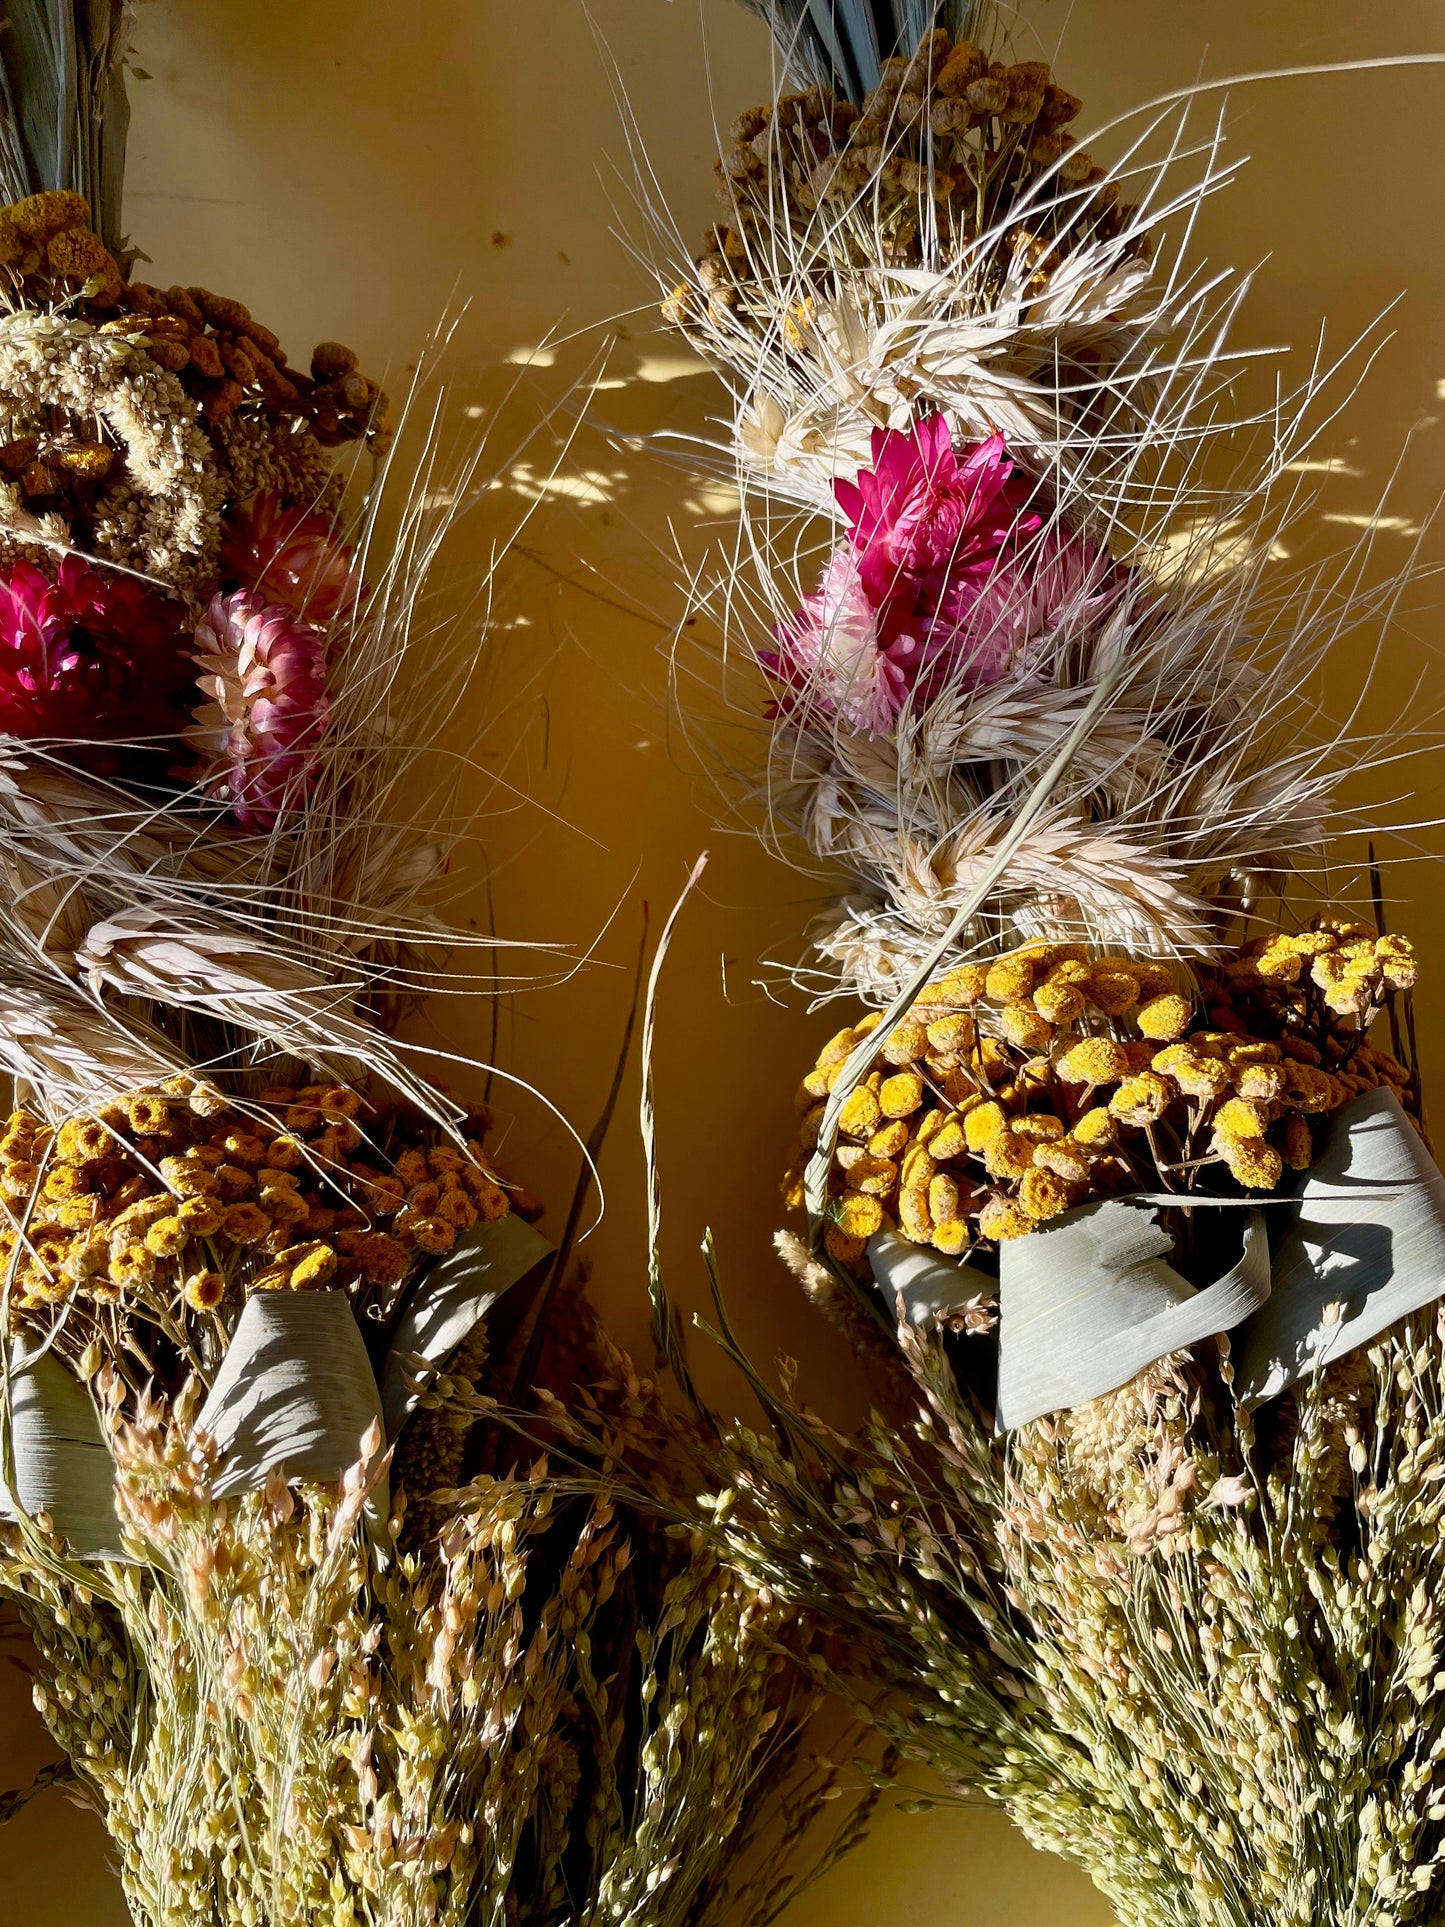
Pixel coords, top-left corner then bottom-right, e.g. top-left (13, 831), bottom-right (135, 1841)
top-left (785, 924), bottom-right (1418, 1266)
top-left (0, 1075), bottom-right (538, 1392)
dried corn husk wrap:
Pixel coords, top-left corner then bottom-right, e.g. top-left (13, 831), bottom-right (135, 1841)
top-left (379, 1209), bottom-right (550, 1436)
top-left (869, 1086), bottom-right (1445, 1428)
top-left (193, 1290), bottom-right (386, 1501)
top-left (0, 1336), bottom-right (123, 1557)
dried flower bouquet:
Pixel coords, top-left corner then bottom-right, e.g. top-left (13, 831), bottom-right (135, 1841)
top-left (644, 2), bottom-right (1445, 1921)
top-left (0, 12), bottom-right (869, 1924)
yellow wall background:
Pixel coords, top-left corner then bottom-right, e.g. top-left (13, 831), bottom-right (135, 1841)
top-left (1, 2), bottom-right (1443, 1920)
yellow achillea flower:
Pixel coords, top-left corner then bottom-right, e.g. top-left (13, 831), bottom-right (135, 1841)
top-left (985, 953), bottom-right (1044, 1002)
top-left (880, 1018), bottom-right (929, 1066)
top-left (109, 1241), bottom-right (157, 1289)
top-left (926, 1114), bottom-right (969, 1160)
top-left (1072, 1106), bottom-right (1116, 1146)
top-left (932, 1218), bottom-right (970, 1255)
top-left (1211, 1097), bottom-right (1270, 1144)
top-left (184, 1269), bottom-right (226, 1310)
top-left (1032, 977), bottom-right (1085, 1024)
top-left (1019, 1167), bottom-right (1071, 1220)
top-left (824, 1224), bottom-right (867, 1263)
top-left (978, 1197), bottom-right (1033, 1240)
top-left (869, 1120), bottom-right (910, 1159)
top-left (983, 1131), bottom-right (1034, 1182)
top-left (851, 1155), bottom-right (898, 1197)
top-left (178, 1195), bottom-right (224, 1236)
top-left (963, 1101), bottom-right (1007, 1151)
top-left (1233, 1061), bottom-right (1286, 1102)
top-left (406, 1215), bottom-right (456, 1256)
top-left (127, 1096), bottom-right (174, 1136)
top-left (929, 1174), bottom-right (959, 1223)
top-left (55, 1118), bottom-right (111, 1162)
top-left (1012, 1114), bottom-right (1064, 1143)
top-left (1224, 1140), bottom-right (1284, 1189)
top-left (1109, 1072), bottom-right (1172, 1126)
top-left (879, 1071), bottom-right (924, 1119)
top-left (1136, 993), bottom-right (1192, 1040)
top-left (924, 1013), bottom-right (975, 1057)
top-left (1151, 1045), bottom-right (1229, 1100)
top-left (838, 1087), bottom-right (883, 1140)
top-left (144, 1215), bottom-right (190, 1258)
top-left (1035, 1140), bottom-right (1091, 1184)
top-left (837, 1193), bottom-right (884, 1240)
top-left (289, 1243), bottom-right (338, 1289)
top-left (221, 1202), bottom-right (271, 1243)
top-left (1086, 964), bottom-right (1140, 1015)
top-left (999, 1005), bottom-right (1053, 1050)
top-left (1130, 962), bottom-right (1176, 1000)
top-left (1058, 1037), bottom-right (1130, 1085)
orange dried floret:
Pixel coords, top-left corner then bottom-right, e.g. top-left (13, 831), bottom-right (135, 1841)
top-left (985, 951), bottom-right (1046, 1001)
top-left (1233, 1062), bottom-right (1286, 1102)
top-left (1012, 1114), bottom-right (1064, 1143)
top-left (836, 1192), bottom-right (884, 1239)
top-left (183, 1269), bottom-right (226, 1311)
top-left (1279, 1113), bottom-right (1314, 1172)
top-left (127, 1095), bottom-right (174, 1135)
top-left (999, 1005), bottom-right (1053, 1050)
top-left (928, 1174), bottom-right (959, 1223)
top-left (221, 1203), bottom-right (271, 1243)
top-left (983, 1131), bottom-right (1035, 1181)
top-left (880, 1018), bottom-right (930, 1066)
top-left (1071, 1107), bottom-right (1115, 1147)
top-left (290, 1243), bottom-right (338, 1289)
top-left (436, 1190), bottom-right (479, 1230)
top-left (879, 1071), bottom-right (925, 1119)
top-left (1151, 1045), bottom-right (1229, 1100)
top-left (1058, 1037), bottom-right (1130, 1086)
top-left (217, 1131), bottom-right (268, 1165)
top-left (924, 1013), bottom-right (976, 1056)
top-left (1018, 1167), bottom-right (1071, 1221)
top-left (1035, 1140), bottom-right (1091, 1184)
top-left (850, 1154), bottom-right (898, 1197)
top-left (868, 1120), bottom-right (910, 1159)
top-left (1211, 1097), bottom-right (1270, 1145)
top-left (978, 1197), bottom-right (1034, 1241)
top-left (1130, 962), bottom-right (1175, 1000)
top-left (838, 1087), bottom-right (883, 1140)
top-left (1109, 1072), bottom-right (1172, 1127)
top-left (214, 1163), bottom-right (255, 1200)
top-left (1136, 993), bottom-right (1192, 1041)
top-left (406, 1215), bottom-right (456, 1255)
top-left (144, 1215), bottom-right (189, 1258)
top-left (1032, 977), bottom-right (1085, 1025)
top-left (1224, 1141), bottom-right (1284, 1190)
top-left (963, 1100), bottom-right (1007, 1151)
top-left (932, 1218), bottom-right (970, 1255)
top-left (108, 1242), bottom-right (157, 1289)
top-left (824, 1224), bottom-right (867, 1263)
top-left (261, 1186), bottom-right (308, 1226)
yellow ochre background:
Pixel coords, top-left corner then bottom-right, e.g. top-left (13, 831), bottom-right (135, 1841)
top-left (3, 2), bottom-right (1444, 1920)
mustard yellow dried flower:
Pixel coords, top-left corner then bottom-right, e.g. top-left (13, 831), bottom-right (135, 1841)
top-left (880, 1071), bottom-right (925, 1119)
top-left (999, 1005), bottom-right (1053, 1050)
top-left (1032, 977), bottom-right (1085, 1024)
top-left (838, 1088), bottom-right (883, 1140)
top-left (836, 1193), bottom-right (884, 1240)
top-left (1058, 1038), bottom-right (1130, 1086)
top-left (824, 1224), bottom-right (867, 1263)
top-left (178, 1195), bottom-right (224, 1236)
top-left (1223, 1140), bottom-right (1284, 1189)
top-left (1072, 1107), bottom-right (1115, 1147)
top-left (932, 1218), bottom-right (970, 1255)
top-left (55, 1118), bottom-right (111, 1162)
top-left (1212, 1097), bottom-right (1270, 1145)
top-left (880, 1019), bottom-right (929, 1066)
top-left (406, 1215), bottom-right (456, 1256)
top-left (1086, 964), bottom-right (1140, 1015)
top-left (851, 1154), bottom-right (898, 1197)
top-left (184, 1268), bottom-right (226, 1310)
top-left (963, 1100), bottom-right (1007, 1151)
top-left (978, 1196), bottom-right (1033, 1240)
top-left (983, 1131), bottom-right (1035, 1181)
top-left (1019, 1166), bottom-right (1071, 1221)
top-left (1136, 993), bottom-right (1191, 1040)
top-left (220, 1202), bottom-right (271, 1243)
top-left (1109, 1072), bottom-right (1172, 1126)
top-left (868, 1120), bottom-right (910, 1159)
top-left (1280, 1112), bottom-right (1314, 1171)
top-left (144, 1215), bottom-right (190, 1258)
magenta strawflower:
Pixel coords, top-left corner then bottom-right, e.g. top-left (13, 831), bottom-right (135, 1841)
top-left (184, 590), bottom-right (330, 830)
top-left (767, 415), bottom-right (1124, 732)
top-left (0, 555), bottom-right (192, 773)
top-left (219, 493), bottom-right (361, 626)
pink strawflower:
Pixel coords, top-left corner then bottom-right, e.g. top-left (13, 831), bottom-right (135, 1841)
top-left (0, 555), bottom-right (192, 773)
top-left (220, 493), bottom-right (362, 626)
top-left (185, 590), bottom-right (330, 830)
top-left (836, 417), bottom-right (1035, 647)
top-left (769, 416), bottom-right (1126, 733)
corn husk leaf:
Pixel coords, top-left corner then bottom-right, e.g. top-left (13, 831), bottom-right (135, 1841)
top-left (869, 1227), bottom-right (994, 1325)
top-left (192, 1290), bottom-right (385, 1503)
top-left (0, 1338), bottom-right (122, 1559)
top-left (994, 1201), bottom-right (1271, 1430)
top-left (1232, 1085), bottom-right (1445, 1404)
top-left (378, 1212), bottom-right (550, 1438)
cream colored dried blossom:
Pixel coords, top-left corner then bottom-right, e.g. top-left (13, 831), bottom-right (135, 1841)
top-left (0, 311), bottom-right (225, 598)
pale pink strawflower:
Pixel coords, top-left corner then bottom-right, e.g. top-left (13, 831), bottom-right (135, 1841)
top-left (184, 590), bottom-right (330, 830)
